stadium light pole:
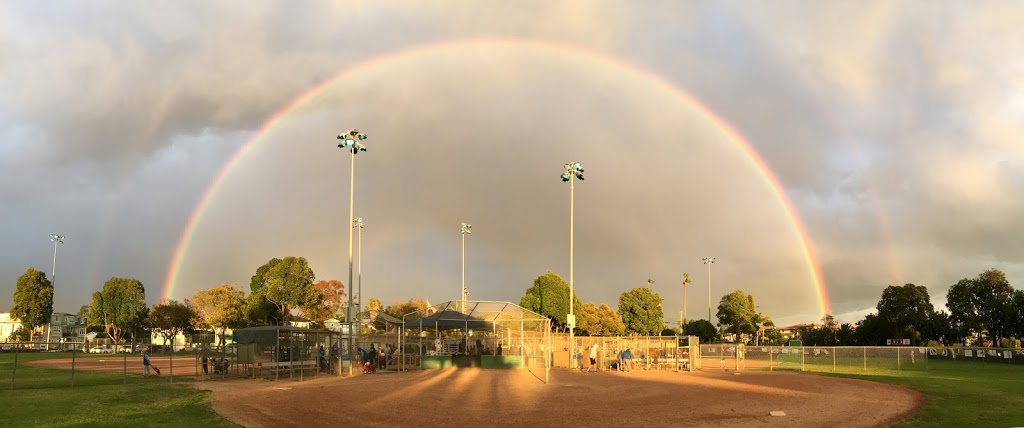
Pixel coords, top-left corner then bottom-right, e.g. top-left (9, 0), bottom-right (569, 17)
top-left (337, 128), bottom-right (367, 376)
top-left (49, 234), bottom-right (64, 287)
top-left (354, 217), bottom-right (364, 339)
top-left (561, 161), bottom-right (584, 370)
top-left (681, 272), bottom-right (691, 334)
top-left (702, 257), bottom-right (715, 322)
top-left (460, 222), bottom-right (472, 312)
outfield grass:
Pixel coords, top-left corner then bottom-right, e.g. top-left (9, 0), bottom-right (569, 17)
top-left (0, 352), bottom-right (238, 427)
top-left (818, 359), bottom-right (1024, 427)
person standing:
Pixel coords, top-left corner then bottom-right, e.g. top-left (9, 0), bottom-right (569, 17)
top-left (329, 343), bottom-right (339, 373)
top-left (586, 342), bottom-right (599, 373)
top-left (198, 346), bottom-right (210, 375)
top-left (142, 347), bottom-right (151, 377)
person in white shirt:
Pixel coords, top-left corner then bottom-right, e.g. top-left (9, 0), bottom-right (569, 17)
top-left (586, 342), bottom-right (599, 372)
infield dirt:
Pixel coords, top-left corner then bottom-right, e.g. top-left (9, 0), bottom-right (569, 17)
top-left (200, 368), bottom-right (921, 428)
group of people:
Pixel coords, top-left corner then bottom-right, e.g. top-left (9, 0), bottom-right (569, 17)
top-left (582, 343), bottom-right (635, 372)
top-left (358, 343), bottom-right (395, 371)
top-left (318, 343), bottom-right (341, 373)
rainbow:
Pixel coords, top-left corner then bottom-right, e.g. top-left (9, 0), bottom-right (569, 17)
top-left (162, 38), bottom-right (831, 317)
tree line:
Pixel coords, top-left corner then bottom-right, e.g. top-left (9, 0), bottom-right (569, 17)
top-left (12, 258), bottom-right (1018, 349)
top-left (798, 268), bottom-right (1023, 347)
top-left (8, 256), bottom-right (431, 348)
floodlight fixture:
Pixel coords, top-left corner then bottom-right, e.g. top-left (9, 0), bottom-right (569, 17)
top-left (337, 129), bottom-right (368, 154)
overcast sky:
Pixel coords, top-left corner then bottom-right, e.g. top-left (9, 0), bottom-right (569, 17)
top-left (2, 1), bottom-right (1021, 327)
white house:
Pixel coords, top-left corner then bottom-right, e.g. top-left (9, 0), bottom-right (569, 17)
top-left (0, 312), bottom-right (23, 341)
top-left (0, 312), bottom-right (88, 347)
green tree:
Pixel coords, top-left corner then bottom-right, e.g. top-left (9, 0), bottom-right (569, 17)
top-left (854, 313), bottom-right (888, 346)
top-left (761, 325), bottom-right (784, 345)
top-left (947, 269), bottom-right (1015, 345)
top-left (920, 310), bottom-right (953, 344)
top-left (716, 290), bottom-right (756, 337)
top-left (520, 271), bottom-right (581, 330)
top-left (876, 283), bottom-right (933, 340)
top-left (836, 323), bottom-right (856, 346)
top-left (596, 304), bottom-right (625, 336)
top-left (244, 285), bottom-right (281, 326)
top-left (12, 267), bottom-right (54, 342)
top-left (190, 284), bottom-right (246, 347)
top-left (256, 257), bottom-right (316, 320)
top-left (384, 298), bottom-right (430, 320)
top-left (1008, 290), bottom-right (1024, 340)
top-left (683, 319), bottom-right (717, 343)
top-left (618, 286), bottom-right (664, 335)
top-left (90, 277), bottom-right (148, 345)
top-left (148, 300), bottom-right (197, 348)
top-left (576, 303), bottom-right (601, 336)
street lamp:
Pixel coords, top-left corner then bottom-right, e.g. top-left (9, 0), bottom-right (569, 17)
top-left (49, 234), bottom-right (64, 286)
top-left (337, 128), bottom-right (367, 375)
top-left (702, 257), bottom-right (715, 322)
top-left (560, 161), bottom-right (584, 370)
top-left (460, 222), bottom-right (471, 312)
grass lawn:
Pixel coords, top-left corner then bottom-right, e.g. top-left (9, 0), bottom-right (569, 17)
top-left (0, 351), bottom-right (238, 427)
top-left (817, 359), bottom-right (1024, 427)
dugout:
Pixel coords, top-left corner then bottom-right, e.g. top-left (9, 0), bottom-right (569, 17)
top-left (354, 311), bottom-right (403, 370)
top-left (232, 326), bottom-right (341, 381)
top-left (400, 301), bottom-right (551, 383)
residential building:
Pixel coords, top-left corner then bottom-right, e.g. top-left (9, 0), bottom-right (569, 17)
top-left (1, 312), bottom-right (23, 341)
top-left (0, 312), bottom-right (88, 345)
top-left (777, 323), bottom-right (820, 342)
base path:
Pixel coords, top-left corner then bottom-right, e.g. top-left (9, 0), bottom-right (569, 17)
top-left (202, 369), bottom-right (921, 428)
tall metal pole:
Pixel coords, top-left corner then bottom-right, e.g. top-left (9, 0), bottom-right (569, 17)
top-left (703, 257), bottom-right (715, 322)
top-left (560, 162), bottom-right (583, 370)
top-left (460, 223), bottom-right (471, 312)
top-left (346, 150), bottom-right (355, 375)
top-left (338, 128), bottom-right (367, 376)
top-left (707, 262), bottom-right (711, 321)
top-left (49, 234), bottom-right (64, 287)
top-left (682, 272), bottom-right (690, 329)
top-left (569, 171), bottom-right (575, 369)
top-left (462, 229), bottom-right (466, 311)
top-left (356, 219), bottom-right (363, 313)
top-left (355, 218), bottom-right (363, 348)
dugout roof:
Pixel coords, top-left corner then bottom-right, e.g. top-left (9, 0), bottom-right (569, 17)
top-left (232, 326), bottom-right (331, 345)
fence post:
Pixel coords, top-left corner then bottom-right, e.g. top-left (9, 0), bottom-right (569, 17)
top-left (897, 347), bottom-right (900, 370)
top-left (833, 347), bottom-right (836, 372)
top-left (801, 346), bottom-right (805, 371)
top-left (71, 346), bottom-right (76, 387)
top-left (769, 346), bottom-right (773, 371)
top-left (645, 336), bottom-right (650, 370)
top-left (11, 343), bottom-right (18, 390)
top-left (123, 348), bottom-right (127, 384)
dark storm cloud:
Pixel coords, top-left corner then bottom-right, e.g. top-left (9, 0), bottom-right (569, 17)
top-left (1, 1), bottom-right (1021, 327)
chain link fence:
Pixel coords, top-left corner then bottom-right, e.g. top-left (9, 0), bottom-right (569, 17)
top-left (0, 340), bottom-right (249, 390)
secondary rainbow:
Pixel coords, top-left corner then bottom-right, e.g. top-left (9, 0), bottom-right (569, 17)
top-left (162, 37), bottom-right (832, 316)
